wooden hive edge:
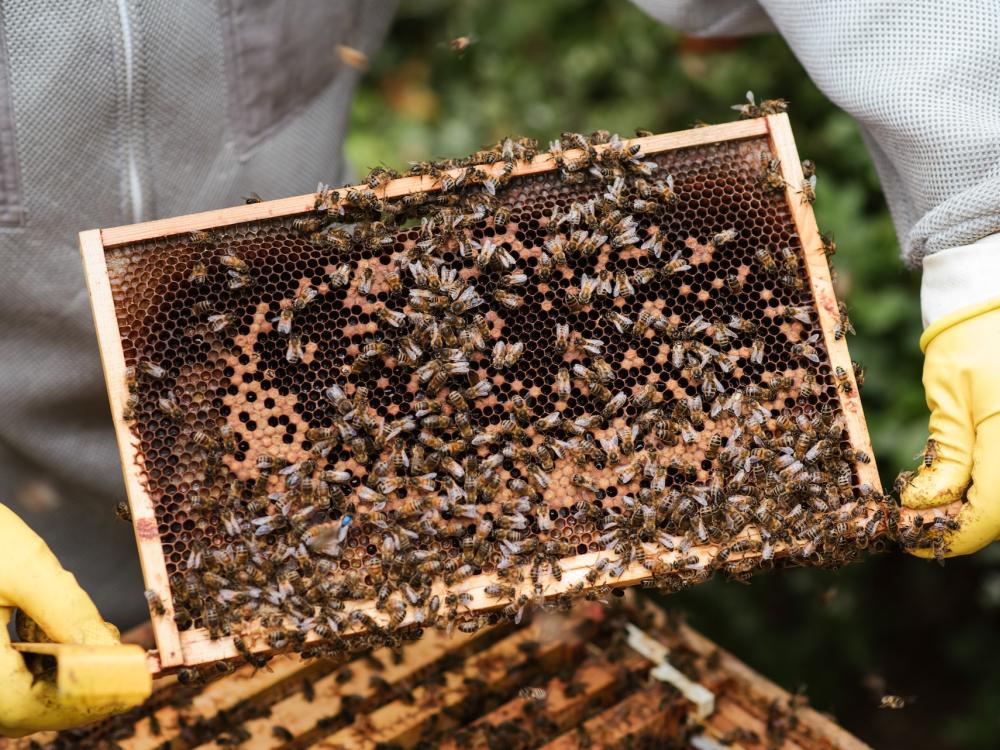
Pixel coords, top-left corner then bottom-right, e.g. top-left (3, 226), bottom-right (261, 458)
top-left (79, 229), bottom-right (183, 670)
top-left (93, 119), bottom-right (769, 248)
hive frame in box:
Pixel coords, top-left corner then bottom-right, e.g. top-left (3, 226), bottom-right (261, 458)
top-left (80, 114), bottom-right (881, 673)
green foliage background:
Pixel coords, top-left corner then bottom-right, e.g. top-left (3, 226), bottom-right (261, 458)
top-left (346, 3), bottom-right (1000, 747)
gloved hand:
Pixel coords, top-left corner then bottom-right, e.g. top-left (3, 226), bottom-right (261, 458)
top-left (899, 302), bottom-right (1000, 557)
top-left (0, 503), bottom-right (150, 737)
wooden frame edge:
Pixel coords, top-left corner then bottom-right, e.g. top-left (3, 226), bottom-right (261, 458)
top-left (765, 114), bottom-right (882, 495)
top-left (79, 229), bottom-right (182, 670)
top-left (98, 119), bottom-right (769, 248)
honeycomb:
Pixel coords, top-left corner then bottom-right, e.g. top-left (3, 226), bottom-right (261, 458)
top-left (95, 124), bottom-right (895, 666)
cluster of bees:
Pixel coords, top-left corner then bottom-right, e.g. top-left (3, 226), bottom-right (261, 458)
top-left (118, 116), bottom-right (954, 672)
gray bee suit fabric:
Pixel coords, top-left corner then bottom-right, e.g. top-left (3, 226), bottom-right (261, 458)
top-left (632, 0), bottom-right (1000, 268)
top-left (0, 0), bottom-right (395, 627)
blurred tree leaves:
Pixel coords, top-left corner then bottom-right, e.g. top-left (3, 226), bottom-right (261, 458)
top-left (347, 3), bottom-right (1000, 747)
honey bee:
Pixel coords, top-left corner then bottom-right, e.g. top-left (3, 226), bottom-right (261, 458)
top-left (799, 175), bottom-right (817, 204)
top-left (144, 589), bottom-right (166, 616)
top-left (189, 230), bottom-right (214, 246)
top-left (157, 393), bottom-right (184, 421)
top-left (755, 247), bottom-right (776, 272)
top-left (519, 686), bottom-right (548, 702)
top-left (328, 263), bottom-right (351, 288)
top-left (713, 228), bottom-right (738, 246)
top-left (137, 360), bottom-right (166, 380)
top-left (731, 90), bottom-right (788, 118)
top-left (554, 368), bottom-right (571, 397)
top-left (852, 360), bottom-right (866, 388)
top-left (758, 152), bottom-right (786, 192)
top-left (834, 366), bottom-right (853, 393)
top-left (358, 267), bottom-right (375, 296)
top-left (820, 232), bottom-right (837, 256)
top-left (791, 333), bottom-right (820, 363)
top-left (661, 250), bottom-right (691, 276)
top-left (921, 439), bottom-right (938, 468)
top-left (286, 336), bottom-right (305, 364)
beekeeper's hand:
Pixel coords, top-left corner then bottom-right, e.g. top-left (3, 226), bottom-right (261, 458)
top-left (0, 503), bottom-right (150, 737)
top-left (900, 235), bottom-right (1000, 557)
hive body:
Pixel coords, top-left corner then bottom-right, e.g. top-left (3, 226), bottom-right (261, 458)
top-left (80, 116), bottom-right (883, 671)
top-left (5, 600), bottom-right (873, 750)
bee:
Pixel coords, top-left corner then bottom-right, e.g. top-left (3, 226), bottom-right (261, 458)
top-left (713, 228), bottom-right (738, 246)
top-left (758, 152), bottom-right (786, 192)
top-left (834, 366), bottom-right (853, 393)
top-left (799, 175), bottom-right (817, 204)
top-left (726, 273), bottom-right (745, 293)
top-left (750, 338), bottom-right (766, 365)
top-left (921, 438), bottom-right (938, 468)
top-left (755, 247), bottom-right (776, 272)
top-left (137, 360), bottom-right (166, 380)
top-left (661, 250), bottom-right (691, 276)
top-left (519, 686), bottom-right (548, 702)
top-left (286, 336), bottom-right (305, 363)
top-left (357, 267), bottom-right (375, 296)
top-left (820, 232), bottom-right (837, 256)
top-left (144, 589), bottom-right (166, 616)
top-left (189, 230), bottom-right (214, 246)
top-left (328, 263), bottom-right (351, 288)
top-left (554, 368), bottom-right (571, 398)
top-left (791, 334), bottom-right (820, 363)
top-left (835, 301), bottom-right (855, 340)
top-left (731, 90), bottom-right (788, 118)
top-left (852, 360), bottom-right (866, 388)
top-left (492, 289), bottom-right (521, 309)
top-left (157, 393), bottom-right (184, 421)
top-left (659, 173), bottom-right (678, 206)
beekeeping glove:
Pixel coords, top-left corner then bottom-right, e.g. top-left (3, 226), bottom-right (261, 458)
top-left (0, 503), bottom-right (150, 737)
top-left (899, 234), bottom-right (1000, 557)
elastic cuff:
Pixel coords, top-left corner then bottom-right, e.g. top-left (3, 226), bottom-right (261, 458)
top-left (920, 296), bottom-right (1000, 353)
top-left (921, 234), bottom-right (1000, 327)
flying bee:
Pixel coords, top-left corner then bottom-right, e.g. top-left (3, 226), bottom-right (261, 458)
top-left (799, 174), bottom-right (817, 203)
top-left (879, 695), bottom-right (906, 710)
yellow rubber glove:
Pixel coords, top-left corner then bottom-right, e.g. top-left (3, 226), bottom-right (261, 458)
top-left (0, 503), bottom-right (151, 737)
top-left (900, 301), bottom-right (1000, 557)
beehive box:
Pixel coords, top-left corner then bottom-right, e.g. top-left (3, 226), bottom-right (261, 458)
top-left (4, 598), bottom-right (873, 750)
top-left (80, 115), bottom-right (888, 672)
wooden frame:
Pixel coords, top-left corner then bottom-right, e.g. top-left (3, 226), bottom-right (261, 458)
top-left (81, 115), bottom-right (883, 672)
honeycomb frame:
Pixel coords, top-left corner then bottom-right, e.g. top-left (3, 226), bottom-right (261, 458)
top-left (80, 115), bottom-right (882, 672)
